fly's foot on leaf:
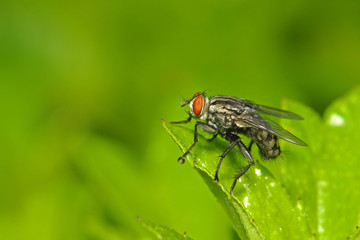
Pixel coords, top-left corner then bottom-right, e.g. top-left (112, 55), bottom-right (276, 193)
top-left (177, 156), bottom-right (185, 164)
top-left (214, 175), bottom-right (219, 182)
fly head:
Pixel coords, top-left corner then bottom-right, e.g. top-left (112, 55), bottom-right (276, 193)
top-left (181, 92), bottom-right (210, 121)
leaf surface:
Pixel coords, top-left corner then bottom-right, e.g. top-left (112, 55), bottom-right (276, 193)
top-left (139, 218), bottom-right (193, 240)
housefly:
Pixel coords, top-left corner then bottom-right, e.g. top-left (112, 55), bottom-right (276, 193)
top-left (171, 92), bottom-right (307, 194)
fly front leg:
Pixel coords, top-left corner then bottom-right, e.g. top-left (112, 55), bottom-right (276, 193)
top-left (171, 115), bottom-right (191, 124)
top-left (230, 140), bottom-right (254, 194)
top-left (177, 122), bottom-right (216, 164)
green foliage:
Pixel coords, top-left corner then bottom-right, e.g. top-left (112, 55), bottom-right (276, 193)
top-left (162, 87), bottom-right (360, 239)
top-left (139, 218), bottom-right (193, 240)
top-left (2, 0), bottom-right (360, 239)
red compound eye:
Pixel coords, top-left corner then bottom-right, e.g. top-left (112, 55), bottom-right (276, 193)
top-left (193, 94), bottom-right (203, 115)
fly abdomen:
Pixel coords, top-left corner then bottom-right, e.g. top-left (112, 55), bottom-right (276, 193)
top-left (246, 128), bottom-right (281, 159)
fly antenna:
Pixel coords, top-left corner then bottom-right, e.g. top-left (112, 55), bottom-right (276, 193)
top-left (181, 91), bottom-right (206, 107)
top-left (177, 92), bottom-right (188, 107)
top-left (181, 93), bottom-right (198, 107)
top-left (181, 100), bottom-right (190, 107)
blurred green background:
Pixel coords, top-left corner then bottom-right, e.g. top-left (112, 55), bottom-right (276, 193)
top-left (1, 0), bottom-right (359, 239)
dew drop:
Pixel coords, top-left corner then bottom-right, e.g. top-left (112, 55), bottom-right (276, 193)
top-left (244, 196), bottom-right (250, 208)
top-left (328, 113), bottom-right (345, 126)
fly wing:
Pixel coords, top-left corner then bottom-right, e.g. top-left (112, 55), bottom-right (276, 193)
top-left (244, 100), bottom-right (304, 120)
top-left (236, 114), bottom-right (307, 146)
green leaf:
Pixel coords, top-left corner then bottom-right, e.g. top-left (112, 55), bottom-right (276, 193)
top-left (162, 86), bottom-right (360, 239)
top-left (265, 99), bottom-right (322, 234)
top-left (139, 218), bottom-right (193, 240)
top-left (318, 87), bottom-right (360, 240)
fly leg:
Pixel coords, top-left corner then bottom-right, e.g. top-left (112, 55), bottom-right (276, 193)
top-left (177, 122), bottom-right (216, 164)
top-left (207, 132), bottom-right (219, 142)
top-left (214, 139), bottom-right (239, 182)
top-left (248, 140), bottom-right (254, 151)
top-left (230, 140), bottom-right (254, 194)
top-left (171, 115), bottom-right (191, 124)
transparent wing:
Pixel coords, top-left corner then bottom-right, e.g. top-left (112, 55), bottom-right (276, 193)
top-left (236, 114), bottom-right (307, 146)
top-left (244, 100), bottom-right (304, 120)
